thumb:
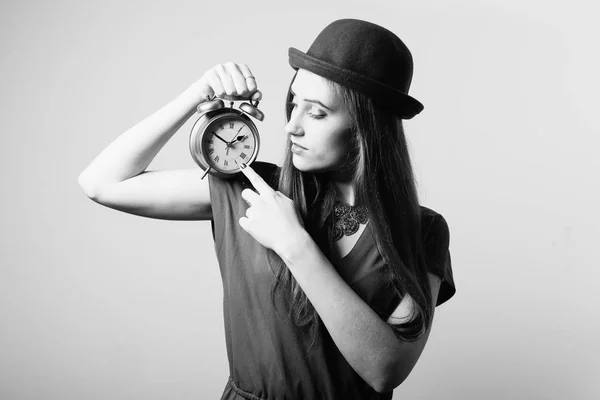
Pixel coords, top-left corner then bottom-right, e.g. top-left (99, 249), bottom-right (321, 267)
top-left (238, 217), bottom-right (248, 231)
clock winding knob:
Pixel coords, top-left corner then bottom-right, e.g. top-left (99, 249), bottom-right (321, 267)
top-left (240, 102), bottom-right (264, 121)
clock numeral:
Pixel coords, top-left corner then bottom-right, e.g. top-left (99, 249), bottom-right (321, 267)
top-left (219, 124), bottom-right (224, 131)
top-left (229, 122), bottom-right (234, 129)
top-left (244, 145), bottom-right (250, 149)
top-left (208, 148), bottom-right (214, 155)
top-left (224, 160), bottom-right (228, 167)
top-left (208, 138), bottom-right (214, 144)
top-left (214, 155), bottom-right (220, 163)
top-left (240, 152), bottom-right (247, 159)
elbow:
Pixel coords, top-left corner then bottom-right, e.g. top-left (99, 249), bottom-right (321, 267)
top-left (371, 358), bottom-right (413, 394)
top-left (77, 172), bottom-right (101, 200)
top-left (372, 328), bottom-right (431, 393)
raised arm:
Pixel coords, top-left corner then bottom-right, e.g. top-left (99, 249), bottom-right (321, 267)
top-left (77, 63), bottom-right (259, 220)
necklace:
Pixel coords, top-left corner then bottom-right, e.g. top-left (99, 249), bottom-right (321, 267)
top-left (333, 200), bottom-right (368, 242)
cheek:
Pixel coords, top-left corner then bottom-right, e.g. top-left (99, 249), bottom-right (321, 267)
top-left (293, 120), bottom-right (354, 170)
top-left (314, 133), bottom-right (353, 163)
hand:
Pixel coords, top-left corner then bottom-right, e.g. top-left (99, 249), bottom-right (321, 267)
top-left (238, 164), bottom-right (306, 256)
top-left (190, 62), bottom-right (263, 103)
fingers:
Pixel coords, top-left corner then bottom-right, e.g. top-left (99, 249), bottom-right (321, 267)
top-left (238, 216), bottom-right (248, 232)
top-left (241, 188), bottom-right (260, 207)
top-left (237, 63), bottom-right (257, 93)
top-left (215, 64), bottom-right (237, 97)
top-left (224, 63), bottom-right (247, 95)
top-left (205, 62), bottom-right (258, 100)
top-left (250, 90), bottom-right (262, 102)
top-left (239, 163), bottom-right (274, 195)
top-left (204, 69), bottom-right (226, 99)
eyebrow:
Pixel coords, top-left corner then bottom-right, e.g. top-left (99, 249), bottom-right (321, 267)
top-left (290, 88), bottom-right (333, 111)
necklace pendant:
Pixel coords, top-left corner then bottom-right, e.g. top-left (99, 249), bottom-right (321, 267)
top-left (333, 200), bottom-right (368, 242)
top-left (334, 202), bottom-right (352, 219)
top-left (333, 226), bottom-right (343, 241)
top-left (350, 207), bottom-right (368, 224)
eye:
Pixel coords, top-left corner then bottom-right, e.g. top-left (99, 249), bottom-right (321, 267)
top-left (287, 96), bottom-right (326, 120)
top-left (308, 107), bottom-right (326, 120)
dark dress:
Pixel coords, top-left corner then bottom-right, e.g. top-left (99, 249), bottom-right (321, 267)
top-left (208, 162), bottom-right (456, 400)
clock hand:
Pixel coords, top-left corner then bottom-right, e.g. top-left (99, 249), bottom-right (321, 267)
top-left (212, 132), bottom-right (230, 145)
top-left (229, 127), bottom-right (245, 145)
top-left (229, 135), bottom-right (248, 146)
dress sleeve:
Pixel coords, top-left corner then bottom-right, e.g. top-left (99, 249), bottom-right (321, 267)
top-left (207, 161), bottom-right (280, 255)
top-left (422, 213), bottom-right (456, 306)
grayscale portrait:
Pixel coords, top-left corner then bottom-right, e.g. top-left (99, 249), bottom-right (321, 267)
top-left (1, 1), bottom-right (598, 399)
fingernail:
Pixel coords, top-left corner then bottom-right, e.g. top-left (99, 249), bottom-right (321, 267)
top-left (240, 163), bottom-right (246, 169)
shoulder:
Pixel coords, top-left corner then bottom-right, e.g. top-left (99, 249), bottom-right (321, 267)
top-left (217, 161), bottom-right (280, 192)
top-left (418, 205), bottom-right (450, 256)
top-left (419, 205), bottom-right (450, 244)
top-left (419, 205), bottom-right (455, 306)
top-left (419, 205), bottom-right (445, 221)
top-left (251, 161), bottom-right (280, 183)
top-left (208, 161), bottom-right (281, 201)
top-left (239, 161), bottom-right (280, 188)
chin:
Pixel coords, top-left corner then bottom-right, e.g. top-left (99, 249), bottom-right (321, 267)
top-left (292, 157), bottom-right (333, 174)
top-left (292, 156), bottom-right (315, 172)
top-left (291, 156), bottom-right (309, 171)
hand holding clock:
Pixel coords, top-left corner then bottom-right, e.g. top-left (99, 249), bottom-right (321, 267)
top-left (193, 62), bottom-right (262, 104)
top-left (188, 62), bottom-right (264, 179)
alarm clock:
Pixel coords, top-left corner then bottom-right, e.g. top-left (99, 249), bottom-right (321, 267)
top-left (190, 94), bottom-right (264, 179)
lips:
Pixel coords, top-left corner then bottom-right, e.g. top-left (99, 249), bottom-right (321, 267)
top-left (290, 141), bottom-right (307, 150)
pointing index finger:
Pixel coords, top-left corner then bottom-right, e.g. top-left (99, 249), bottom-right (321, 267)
top-left (239, 163), bottom-right (274, 195)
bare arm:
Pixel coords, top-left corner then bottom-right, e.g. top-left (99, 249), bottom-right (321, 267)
top-left (77, 62), bottom-right (260, 220)
top-left (77, 85), bottom-right (202, 199)
top-left (238, 166), bottom-right (440, 393)
top-left (280, 232), bottom-right (441, 393)
top-left (237, 166), bottom-right (440, 393)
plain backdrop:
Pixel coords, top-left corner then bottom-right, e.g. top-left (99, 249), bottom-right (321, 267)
top-left (1, 0), bottom-right (599, 399)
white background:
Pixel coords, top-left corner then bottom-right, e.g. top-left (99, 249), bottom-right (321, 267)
top-left (1, 0), bottom-right (599, 398)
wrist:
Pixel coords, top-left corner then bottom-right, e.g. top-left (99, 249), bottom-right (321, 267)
top-left (278, 229), bottom-right (314, 266)
top-left (179, 80), bottom-right (209, 109)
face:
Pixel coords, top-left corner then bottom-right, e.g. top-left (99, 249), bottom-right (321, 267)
top-left (285, 69), bottom-right (354, 174)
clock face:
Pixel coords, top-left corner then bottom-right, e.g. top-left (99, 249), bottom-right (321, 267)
top-left (201, 115), bottom-right (258, 172)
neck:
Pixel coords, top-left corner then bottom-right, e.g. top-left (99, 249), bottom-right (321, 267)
top-left (331, 158), bottom-right (358, 205)
top-left (333, 181), bottom-right (358, 206)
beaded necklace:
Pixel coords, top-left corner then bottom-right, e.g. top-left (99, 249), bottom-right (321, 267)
top-left (332, 200), bottom-right (369, 242)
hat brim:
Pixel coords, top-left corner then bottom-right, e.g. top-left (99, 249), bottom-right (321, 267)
top-left (288, 47), bottom-right (424, 119)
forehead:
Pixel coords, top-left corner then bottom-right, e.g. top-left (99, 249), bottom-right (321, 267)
top-left (290, 69), bottom-right (339, 106)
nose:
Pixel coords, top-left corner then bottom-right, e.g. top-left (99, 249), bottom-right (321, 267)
top-left (285, 111), bottom-right (303, 137)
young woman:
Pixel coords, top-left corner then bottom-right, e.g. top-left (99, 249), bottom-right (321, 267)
top-left (79, 18), bottom-right (455, 400)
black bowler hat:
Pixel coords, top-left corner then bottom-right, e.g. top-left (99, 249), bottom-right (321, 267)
top-left (289, 19), bottom-right (424, 119)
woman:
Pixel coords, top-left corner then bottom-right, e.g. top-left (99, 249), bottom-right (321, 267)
top-left (78, 18), bottom-right (455, 399)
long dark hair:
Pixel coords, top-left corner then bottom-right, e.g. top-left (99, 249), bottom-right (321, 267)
top-left (266, 72), bottom-right (432, 349)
